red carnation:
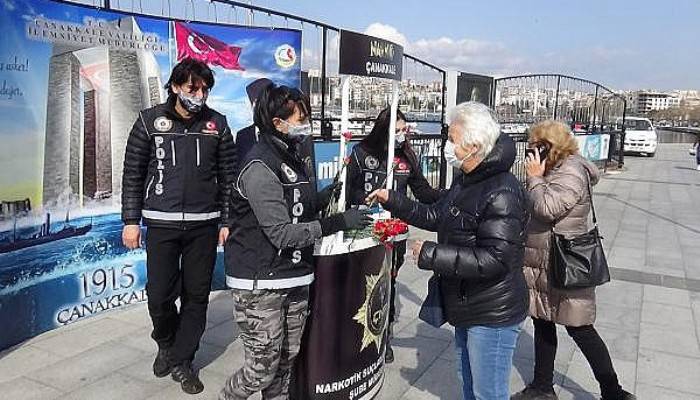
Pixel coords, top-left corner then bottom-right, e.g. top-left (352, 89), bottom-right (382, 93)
top-left (342, 131), bottom-right (353, 140)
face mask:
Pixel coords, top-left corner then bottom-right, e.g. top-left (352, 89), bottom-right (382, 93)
top-left (395, 132), bottom-right (406, 147)
top-left (443, 140), bottom-right (474, 169)
top-left (177, 92), bottom-right (206, 114)
top-left (282, 120), bottom-right (312, 141)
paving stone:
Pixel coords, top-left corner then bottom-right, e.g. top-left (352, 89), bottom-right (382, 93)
top-left (201, 319), bottom-right (239, 348)
top-left (639, 322), bottom-right (700, 357)
top-left (143, 368), bottom-right (230, 400)
top-left (31, 317), bottom-right (141, 358)
top-left (0, 344), bottom-right (63, 383)
top-left (0, 376), bottom-right (63, 400)
top-left (642, 284), bottom-right (692, 308)
top-left (57, 372), bottom-right (162, 400)
top-left (595, 304), bottom-right (641, 333)
top-left (32, 341), bottom-right (143, 392)
top-left (636, 348), bottom-right (700, 395)
top-left (636, 383), bottom-right (700, 400)
top-left (641, 302), bottom-right (696, 331)
top-left (393, 319), bottom-right (454, 343)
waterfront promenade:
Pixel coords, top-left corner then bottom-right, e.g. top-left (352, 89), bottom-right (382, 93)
top-left (1, 143), bottom-right (699, 400)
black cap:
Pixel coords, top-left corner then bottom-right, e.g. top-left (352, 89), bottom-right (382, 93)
top-left (246, 78), bottom-right (273, 105)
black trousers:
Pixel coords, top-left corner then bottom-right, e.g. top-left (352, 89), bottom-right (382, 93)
top-left (532, 317), bottom-right (623, 398)
top-left (389, 240), bottom-right (407, 324)
top-left (145, 225), bottom-right (218, 363)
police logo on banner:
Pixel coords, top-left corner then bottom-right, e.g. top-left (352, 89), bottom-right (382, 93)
top-left (365, 155), bottom-right (379, 170)
top-left (353, 270), bottom-right (390, 352)
top-left (281, 163), bottom-right (298, 183)
top-left (154, 117), bottom-right (172, 132)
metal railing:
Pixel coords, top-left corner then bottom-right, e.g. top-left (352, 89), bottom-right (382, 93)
top-left (493, 74), bottom-right (627, 133)
top-left (409, 134), bottom-right (443, 190)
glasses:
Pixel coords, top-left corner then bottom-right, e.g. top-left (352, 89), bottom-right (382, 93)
top-left (395, 126), bottom-right (410, 134)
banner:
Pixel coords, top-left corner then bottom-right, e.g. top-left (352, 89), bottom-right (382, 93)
top-left (293, 244), bottom-right (391, 400)
top-left (456, 72), bottom-right (493, 106)
top-left (575, 133), bottom-right (611, 161)
top-left (0, 0), bottom-right (301, 350)
top-left (339, 30), bottom-right (403, 81)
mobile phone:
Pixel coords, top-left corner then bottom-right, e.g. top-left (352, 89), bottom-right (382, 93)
top-left (526, 143), bottom-right (550, 160)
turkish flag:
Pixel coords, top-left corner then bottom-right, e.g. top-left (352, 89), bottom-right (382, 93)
top-left (174, 22), bottom-right (244, 71)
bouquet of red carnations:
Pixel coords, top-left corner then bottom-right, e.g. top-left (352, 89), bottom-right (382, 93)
top-left (372, 218), bottom-right (409, 244)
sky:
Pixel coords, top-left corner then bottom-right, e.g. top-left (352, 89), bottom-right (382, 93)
top-left (251, 0), bottom-right (699, 91)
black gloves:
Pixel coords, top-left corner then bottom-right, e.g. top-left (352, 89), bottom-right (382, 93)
top-left (319, 208), bottom-right (373, 236)
top-left (317, 181), bottom-right (343, 210)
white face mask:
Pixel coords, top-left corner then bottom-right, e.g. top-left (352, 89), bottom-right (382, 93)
top-left (443, 140), bottom-right (474, 169)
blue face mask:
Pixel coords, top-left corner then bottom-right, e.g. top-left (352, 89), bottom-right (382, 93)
top-left (443, 140), bottom-right (474, 169)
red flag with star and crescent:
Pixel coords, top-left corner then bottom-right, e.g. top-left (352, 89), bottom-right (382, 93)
top-left (174, 22), bottom-right (244, 71)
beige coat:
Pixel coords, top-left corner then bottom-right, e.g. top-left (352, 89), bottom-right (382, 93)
top-left (523, 154), bottom-right (601, 327)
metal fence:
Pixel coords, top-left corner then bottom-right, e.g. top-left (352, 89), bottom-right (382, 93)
top-left (408, 134), bottom-right (443, 190)
top-left (493, 74), bottom-right (628, 169)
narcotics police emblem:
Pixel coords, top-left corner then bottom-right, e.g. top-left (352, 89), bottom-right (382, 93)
top-left (365, 155), bottom-right (379, 170)
top-left (281, 163), bottom-right (298, 183)
top-left (353, 269), bottom-right (390, 352)
top-left (154, 116), bottom-right (172, 132)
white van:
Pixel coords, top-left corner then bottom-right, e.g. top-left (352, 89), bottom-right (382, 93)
top-left (623, 117), bottom-right (658, 157)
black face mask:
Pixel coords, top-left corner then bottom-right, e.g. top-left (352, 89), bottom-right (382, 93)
top-left (177, 92), bottom-right (206, 114)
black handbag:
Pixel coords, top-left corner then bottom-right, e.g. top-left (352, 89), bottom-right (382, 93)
top-left (418, 274), bottom-right (446, 328)
top-left (549, 175), bottom-right (610, 289)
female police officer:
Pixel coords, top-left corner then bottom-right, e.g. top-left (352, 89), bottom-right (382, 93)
top-left (220, 84), bottom-right (371, 400)
top-left (345, 107), bottom-right (442, 363)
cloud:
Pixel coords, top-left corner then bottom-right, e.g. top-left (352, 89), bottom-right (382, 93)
top-left (364, 23), bottom-right (408, 48)
top-left (2, 0), bottom-right (15, 11)
top-left (410, 37), bottom-right (528, 77)
top-left (363, 23), bottom-right (528, 77)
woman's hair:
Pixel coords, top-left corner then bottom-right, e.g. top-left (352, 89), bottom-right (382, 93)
top-left (253, 84), bottom-right (311, 135)
top-left (448, 102), bottom-right (500, 158)
top-left (164, 58), bottom-right (215, 97)
top-left (528, 120), bottom-right (579, 170)
top-left (360, 107), bottom-right (419, 170)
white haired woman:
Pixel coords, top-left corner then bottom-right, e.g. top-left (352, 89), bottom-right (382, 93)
top-left (368, 102), bottom-right (529, 400)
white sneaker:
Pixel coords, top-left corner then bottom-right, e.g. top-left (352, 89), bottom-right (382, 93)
top-left (696, 165), bottom-right (700, 171)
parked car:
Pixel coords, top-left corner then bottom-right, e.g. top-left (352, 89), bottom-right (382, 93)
top-left (622, 117), bottom-right (658, 157)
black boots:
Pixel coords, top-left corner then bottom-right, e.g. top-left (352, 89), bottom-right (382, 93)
top-left (153, 347), bottom-right (172, 378)
top-left (171, 360), bottom-right (204, 395)
top-left (511, 385), bottom-right (558, 400)
top-left (601, 390), bottom-right (636, 400)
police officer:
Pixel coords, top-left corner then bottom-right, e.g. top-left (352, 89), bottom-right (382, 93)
top-left (220, 84), bottom-right (371, 400)
top-left (121, 58), bottom-right (236, 394)
top-left (234, 78), bottom-right (273, 174)
top-left (346, 107), bottom-right (442, 363)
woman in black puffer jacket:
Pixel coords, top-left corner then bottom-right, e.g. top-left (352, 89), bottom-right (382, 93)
top-left (368, 102), bottom-right (529, 400)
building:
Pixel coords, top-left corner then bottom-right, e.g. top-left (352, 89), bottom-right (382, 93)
top-left (42, 17), bottom-right (164, 207)
top-left (627, 91), bottom-right (680, 114)
top-left (0, 199), bottom-right (32, 219)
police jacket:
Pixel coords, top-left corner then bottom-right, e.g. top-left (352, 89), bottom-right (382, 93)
top-left (121, 97), bottom-right (236, 229)
top-left (225, 132), bottom-right (322, 290)
top-left (346, 143), bottom-right (442, 207)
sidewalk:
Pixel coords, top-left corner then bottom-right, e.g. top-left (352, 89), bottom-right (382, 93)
top-left (1, 144), bottom-right (699, 400)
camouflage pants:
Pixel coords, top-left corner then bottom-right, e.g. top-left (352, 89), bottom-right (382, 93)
top-left (220, 286), bottom-right (309, 400)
